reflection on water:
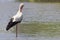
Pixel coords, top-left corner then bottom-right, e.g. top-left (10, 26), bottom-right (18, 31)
top-left (0, 2), bottom-right (60, 40)
top-left (1, 32), bottom-right (60, 40)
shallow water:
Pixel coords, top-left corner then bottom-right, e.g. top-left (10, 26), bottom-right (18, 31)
top-left (0, 2), bottom-right (60, 40)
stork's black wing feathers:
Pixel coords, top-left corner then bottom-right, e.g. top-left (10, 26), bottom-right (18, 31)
top-left (6, 18), bottom-right (22, 31)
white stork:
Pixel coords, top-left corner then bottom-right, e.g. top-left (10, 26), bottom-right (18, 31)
top-left (6, 3), bottom-right (24, 31)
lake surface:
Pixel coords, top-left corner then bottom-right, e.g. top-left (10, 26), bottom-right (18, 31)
top-left (0, 2), bottom-right (60, 40)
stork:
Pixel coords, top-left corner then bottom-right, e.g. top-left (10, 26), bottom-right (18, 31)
top-left (6, 3), bottom-right (24, 37)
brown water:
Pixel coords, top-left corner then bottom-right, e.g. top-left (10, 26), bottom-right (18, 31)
top-left (0, 2), bottom-right (60, 40)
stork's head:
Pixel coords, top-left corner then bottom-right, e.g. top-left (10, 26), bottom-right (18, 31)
top-left (19, 3), bottom-right (24, 12)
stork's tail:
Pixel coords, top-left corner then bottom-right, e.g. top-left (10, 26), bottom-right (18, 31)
top-left (6, 17), bottom-right (22, 31)
top-left (6, 25), bottom-right (12, 31)
top-left (6, 21), bottom-right (20, 31)
top-left (6, 22), bottom-right (14, 31)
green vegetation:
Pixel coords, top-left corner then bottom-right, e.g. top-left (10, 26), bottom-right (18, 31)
top-left (13, 22), bottom-right (60, 37)
top-left (16, 0), bottom-right (60, 2)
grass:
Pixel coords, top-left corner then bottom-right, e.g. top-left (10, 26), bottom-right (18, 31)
top-left (12, 22), bottom-right (60, 37)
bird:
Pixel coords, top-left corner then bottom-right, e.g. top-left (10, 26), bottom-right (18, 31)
top-left (6, 3), bottom-right (24, 31)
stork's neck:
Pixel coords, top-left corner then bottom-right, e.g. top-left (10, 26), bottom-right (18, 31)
top-left (19, 5), bottom-right (24, 12)
top-left (17, 10), bottom-right (22, 14)
top-left (18, 3), bottom-right (24, 14)
top-left (20, 9), bottom-right (22, 12)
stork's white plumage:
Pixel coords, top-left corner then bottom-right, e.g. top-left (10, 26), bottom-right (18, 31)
top-left (6, 3), bottom-right (24, 31)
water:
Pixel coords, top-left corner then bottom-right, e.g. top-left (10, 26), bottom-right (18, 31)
top-left (0, 2), bottom-right (60, 40)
